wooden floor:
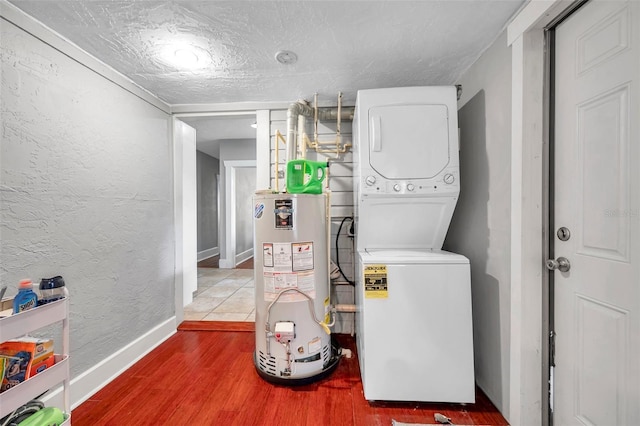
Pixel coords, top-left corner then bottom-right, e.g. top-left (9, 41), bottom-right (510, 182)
top-left (71, 327), bottom-right (508, 425)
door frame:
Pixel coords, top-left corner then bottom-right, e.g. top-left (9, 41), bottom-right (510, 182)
top-left (172, 110), bottom-right (260, 323)
top-left (220, 160), bottom-right (256, 268)
top-left (507, 1), bottom-right (583, 424)
top-left (173, 119), bottom-right (199, 314)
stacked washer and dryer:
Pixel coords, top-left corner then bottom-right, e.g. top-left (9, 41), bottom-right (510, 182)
top-left (353, 86), bottom-right (475, 403)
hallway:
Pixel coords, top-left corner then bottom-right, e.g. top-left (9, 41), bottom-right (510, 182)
top-left (184, 267), bottom-right (255, 321)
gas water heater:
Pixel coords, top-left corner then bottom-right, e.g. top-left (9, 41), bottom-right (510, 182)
top-left (253, 192), bottom-right (340, 384)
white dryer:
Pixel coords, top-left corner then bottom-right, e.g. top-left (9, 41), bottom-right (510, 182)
top-left (353, 86), bottom-right (461, 252)
top-left (352, 86), bottom-right (475, 403)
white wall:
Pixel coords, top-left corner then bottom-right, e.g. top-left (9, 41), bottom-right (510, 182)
top-left (445, 30), bottom-right (512, 415)
top-left (196, 151), bottom-right (219, 257)
top-left (1, 17), bottom-right (175, 381)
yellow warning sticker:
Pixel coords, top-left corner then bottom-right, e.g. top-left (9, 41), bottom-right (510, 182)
top-left (324, 297), bottom-right (331, 323)
top-left (364, 264), bottom-right (388, 298)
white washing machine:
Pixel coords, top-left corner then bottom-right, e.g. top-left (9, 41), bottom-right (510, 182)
top-left (353, 86), bottom-right (475, 403)
top-left (356, 249), bottom-right (474, 402)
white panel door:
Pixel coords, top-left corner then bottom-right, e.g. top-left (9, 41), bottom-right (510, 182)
top-left (553, 1), bottom-right (639, 424)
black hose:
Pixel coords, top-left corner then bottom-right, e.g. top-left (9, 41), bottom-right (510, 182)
top-left (335, 216), bottom-right (354, 286)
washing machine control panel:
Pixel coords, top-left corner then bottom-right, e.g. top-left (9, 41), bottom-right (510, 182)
top-left (360, 168), bottom-right (459, 196)
top-left (443, 173), bottom-right (455, 184)
top-left (365, 175), bottom-right (377, 186)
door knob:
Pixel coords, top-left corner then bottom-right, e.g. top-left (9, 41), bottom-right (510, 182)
top-left (546, 257), bottom-right (571, 272)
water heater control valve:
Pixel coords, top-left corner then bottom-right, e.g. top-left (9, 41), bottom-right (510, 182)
top-left (274, 321), bottom-right (295, 343)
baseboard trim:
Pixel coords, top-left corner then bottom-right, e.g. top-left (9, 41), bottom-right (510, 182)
top-left (178, 320), bottom-right (255, 332)
top-left (42, 316), bottom-right (177, 410)
top-left (235, 248), bottom-right (253, 265)
top-left (197, 247), bottom-right (219, 261)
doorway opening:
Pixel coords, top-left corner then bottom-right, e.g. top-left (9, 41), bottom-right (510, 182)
top-left (175, 112), bottom-right (258, 322)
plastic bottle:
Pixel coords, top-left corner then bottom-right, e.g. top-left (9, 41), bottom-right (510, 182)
top-left (286, 159), bottom-right (328, 194)
top-left (39, 276), bottom-right (68, 305)
top-left (13, 279), bottom-right (38, 313)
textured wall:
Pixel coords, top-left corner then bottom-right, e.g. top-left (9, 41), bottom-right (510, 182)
top-left (196, 151), bottom-right (219, 253)
top-left (445, 30), bottom-right (512, 415)
top-left (1, 21), bottom-right (174, 375)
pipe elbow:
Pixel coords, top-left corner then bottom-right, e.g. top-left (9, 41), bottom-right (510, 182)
top-left (287, 101), bottom-right (312, 118)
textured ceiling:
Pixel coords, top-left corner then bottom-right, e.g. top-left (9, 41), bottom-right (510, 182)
top-left (8, 0), bottom-right (526, 106)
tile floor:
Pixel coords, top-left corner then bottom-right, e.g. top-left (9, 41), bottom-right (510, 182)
top-left (183, 268), bottom-right (255, 321)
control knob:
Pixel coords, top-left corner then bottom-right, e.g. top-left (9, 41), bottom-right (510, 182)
top-left (393, 184), bottom-right (401, 192)
top-left (365, 175), bottom-right (377, 186)
top-left (443, 173), bottom-right (455, 184)
top-left (407, 183), bottom-right (415, 191)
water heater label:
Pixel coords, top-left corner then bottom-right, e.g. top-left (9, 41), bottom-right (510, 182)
top-left (274, 199), bottom-right (294, 229)
top-left (292, 242), bottom-right (314, 271)
top-left (272, 243), bottom-right (292, 270)
top-left (262, 243), bottom-right (274, 267)
top-left (364, 265), bottom-right (388, 298)
top-left (263, 271), bottom-right (316, 302)
top-left (324, 297), bottom-right (330, 323)
top-left (308, 337), bottom-right (322, 354)
top-left (262, 241), bottom-right (316, 302)
top-left (254, 202), bottom-right (265, 219)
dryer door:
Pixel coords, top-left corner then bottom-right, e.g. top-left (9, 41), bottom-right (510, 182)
top-left (368, 104), bottom-right (450, 179)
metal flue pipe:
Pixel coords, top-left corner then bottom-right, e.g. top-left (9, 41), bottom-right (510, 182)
top-left (285, 101), bottom-right (313, 164)
top-left (284, 100), bottom-right (355, 163)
